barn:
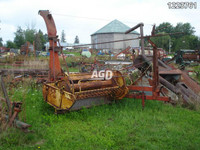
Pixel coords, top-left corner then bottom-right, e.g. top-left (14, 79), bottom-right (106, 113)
top-left (91, 19), bottom-right (139, 51)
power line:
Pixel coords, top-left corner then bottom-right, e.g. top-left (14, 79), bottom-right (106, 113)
top-left (53, 13), bottom-right (111, 22)
top-left (53, 13), bottom-right (153, 26)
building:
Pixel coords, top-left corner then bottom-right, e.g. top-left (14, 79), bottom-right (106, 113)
top-left (91, 19), bottom-right (139, 51)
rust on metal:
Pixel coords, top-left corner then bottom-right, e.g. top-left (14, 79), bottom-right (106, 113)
top-left (39, 10), bottom-right (61, 81)
top-left (39, 10), bottom-right (129, 112)
top-left (0, 74), bottom-right (31, 130)
top-left (125, 23), bottom-right (144, 55)
top-left (42, 70), bottom-right (128, 111)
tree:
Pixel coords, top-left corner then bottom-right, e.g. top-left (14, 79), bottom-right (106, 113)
top-left (198, 37), bottom-right (200, 50)
top-left (174, 35), bottom-right (199, 51)
top-left (6, 40), bottom-right (16, 48)
top-left (24, 28), bottom-right (36, 44)
top-left (174, 23), bottom-right (195, 36)
top-left (14, 26), bottom-right (25, 48)
top-left (151, 32), bottom-right (170, 51)
top-left (0, 21), bottom-right (2, 47)
top-left (155, 22), bottom-right (173, 34)
top-left (0, 37), bottom-right (3, 47)
top-left (44, 34), bottom-right (48, 43)
top-left (74, 35), bottom-right (79, 44)
top-left (13, 26), bottom-right (48, 50)
top-left (155, 22), bottom-right (197, 52)
top-left (35, 30), bottom-right (46, 51)
top-left (61, 30), bottom-right (66, 43)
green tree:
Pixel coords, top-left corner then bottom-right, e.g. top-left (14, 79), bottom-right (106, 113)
top-left (151, 32), bottom-right (170, 51)
top-left (6, 40), bottom-right (16, 48)
top-left (0, 37), bottom-right (3, 47)
top-left (24, 28), bottom-right (36, 44)
top-left (74, 35), bottom-right (79, 44)
top-left (155, 22), bottom-right (197, 52)
top-left (44, 34), bottom-right (48, 43)
top-left (155, 22), bottom-right (173, 34)
top-left (35, 30), bottom-right (46, 51)
top-left (197, 37), bottom-right (200, 50)
top-left (173, 23), bottom-right (195, 37)
top-left (14, 26), bottom-right (25, 48)
top-left (174, 35), bottom-right (199, 51)
top-left (61, 30), bottom-right (66, 43)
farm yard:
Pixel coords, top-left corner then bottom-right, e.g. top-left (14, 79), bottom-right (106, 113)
top-left (1, 1), bottom-right (200, 150)
top-left (0, 85), bottom-right (200, 149)
top-left (0, 52), bottom-right (200, 149)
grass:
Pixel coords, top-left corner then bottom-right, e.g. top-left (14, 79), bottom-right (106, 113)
top-left (0, 85), bottom-right (200, 150)
top-left (68, 67), bottom-right (79, 72)
top-left (64, 52), bottom-right (81, 56)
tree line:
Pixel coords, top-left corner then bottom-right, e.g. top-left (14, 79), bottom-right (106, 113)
top-left (150, 22), bottom-right (200, 52)
top-left (5, 26), bottom-right (48, 51)
top-left (0, 22), bottom-right (199, 52)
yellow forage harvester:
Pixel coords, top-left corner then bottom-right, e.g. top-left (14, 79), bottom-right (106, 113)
top-left (39, 10), bottom-right (128, 112)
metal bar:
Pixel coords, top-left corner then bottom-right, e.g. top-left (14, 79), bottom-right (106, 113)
top-left (140, 24), bottom-right (144, 55)
top-left (39, 10), bottom-right (62, 81)
top-left (128, 85), bottom-right (153, 91)
top-left (159, 76), bottom-right (177, 93)
top-left (125, 22), bottom-right (144, 34)
top-left (114, 46), bottom-right (131, 58)
top-left (125, 23), bottom-right (144, 55)
top-left (62, 32), bottom-right (183, 47)
top-left (8, 111), bottom-right (18, 127)
top-left (0, 75), bottom-right (11, 113)
top-left (126, 94), bottom-right (170, 101)
top-left (4, 115), bottom-right (31, 129)
top-left (73, 80), bottom-right (114, 91)
top-left (147, 39), bottom-right (159, 96)
top-left (145, 95), bottom-right (170, 101)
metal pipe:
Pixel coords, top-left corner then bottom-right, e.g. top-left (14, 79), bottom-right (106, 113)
top-left (140, 24), bottom-right (144, 55)
top-left (0, 75), bottom-right (11, 113)
top-left (125, 23), bottom-right (144, 55)
top-left (159, 76), bottom-right (177, 93)
top-left (73, 80), bottom-right (114, 91)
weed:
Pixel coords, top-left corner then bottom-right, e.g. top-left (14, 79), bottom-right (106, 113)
top-left (0, 75), bottom-right (200, 149)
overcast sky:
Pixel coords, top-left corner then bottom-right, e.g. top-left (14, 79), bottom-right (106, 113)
top-left (0, 0), bottom-right (199, 44)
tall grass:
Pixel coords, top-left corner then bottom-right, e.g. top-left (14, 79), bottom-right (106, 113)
top-left (0, 83), bottom-right (200, 150)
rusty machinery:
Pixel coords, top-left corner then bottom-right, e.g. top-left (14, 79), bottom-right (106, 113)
top-left (124, 24), bottom-right (171, 107)
top-left (38, 10), bottom-right (200, 112)
top-left (39, 10), bottom-right (128, 112)
top-left (20, 41), bottom-right (36, 58)
top-left (0, 72), bottom-right (31, 130)
top-left (125, 24), bottom-right (200, 106)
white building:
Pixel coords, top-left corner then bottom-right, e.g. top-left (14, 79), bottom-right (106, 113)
top-left (91, 20), bottom-right (140, 51)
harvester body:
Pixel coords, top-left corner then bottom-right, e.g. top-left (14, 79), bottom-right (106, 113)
top-left (39, 10), bottom-right (128, 111)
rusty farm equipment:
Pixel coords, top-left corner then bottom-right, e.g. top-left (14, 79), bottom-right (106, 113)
top-left (125, 23), bottom-right (200, 106)
top-left (0, 72), bottom-right (31, 130)
top-left (39, 10), bottom-right (128, 112)
top-left (38, 10), bottom-right (200, 113)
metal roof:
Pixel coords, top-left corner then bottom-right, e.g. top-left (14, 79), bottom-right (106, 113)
top-left (91, 19), bottom-right (139, 35)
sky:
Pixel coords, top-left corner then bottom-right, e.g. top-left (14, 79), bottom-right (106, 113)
top-left (0, 0), bottom-right (199, 44)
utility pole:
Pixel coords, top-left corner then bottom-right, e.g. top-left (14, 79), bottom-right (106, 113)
top-left (169, 38), bottom-right (171, 54)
